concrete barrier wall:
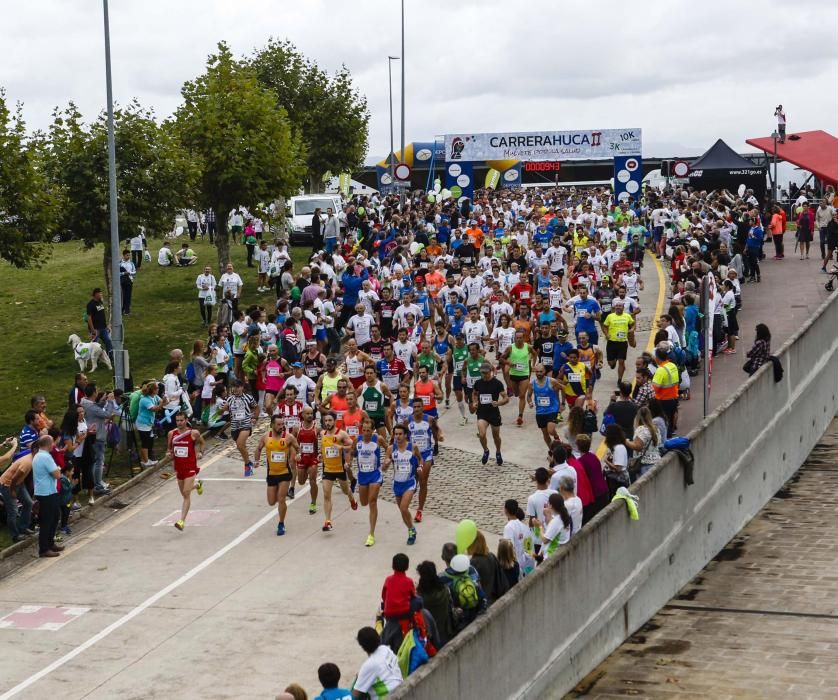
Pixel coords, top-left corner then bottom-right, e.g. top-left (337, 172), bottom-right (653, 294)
top-left (395, 293), bottom-right (838, 700)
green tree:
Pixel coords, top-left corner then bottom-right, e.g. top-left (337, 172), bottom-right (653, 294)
top-left (43, 100), bottom-right (196, 303)
top-left (249, 38), bottom-right (370, 186)
top-left (0, 90), bottom-right (58, 267)
top-left (176, 42), bottom-right (306, 272)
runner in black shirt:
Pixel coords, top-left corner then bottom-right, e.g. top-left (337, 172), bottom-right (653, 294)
top-left (470, 363), bottom-right (509, 466)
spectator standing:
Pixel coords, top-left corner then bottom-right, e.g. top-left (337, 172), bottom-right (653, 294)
top-left (80, 384), bottom-right (117, 495)
top-left (323, 208), bottom-right (340, 254)
top-left (311, 207), bottom-right (323, 253)
top-left (33, 436), bottom-right (63, 557)
top-left (416, 560), bottom-right (455, 647)
top-left (219, 263), bottom-right (244, 312)
top-left (196, 265), bottom-right (218, 326)
top-left (86, 288), bottom-right (113, 358)
top-left (129, 229), bottom-right (147, 269)
top-left (119, 249), bottom-right (136, 315)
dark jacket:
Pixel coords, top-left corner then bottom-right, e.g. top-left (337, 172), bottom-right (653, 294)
top-left (418, 585), bottom-right (455, 646)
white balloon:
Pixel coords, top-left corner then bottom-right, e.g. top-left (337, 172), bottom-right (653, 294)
top-left (737, 184), bottom-right (746, 197)
top-left (440, 188), bottom-right (452, 200)
top-left (175, 226), bottom-right (184, 236)
top-left (434, 177), bottom-right (442, 193)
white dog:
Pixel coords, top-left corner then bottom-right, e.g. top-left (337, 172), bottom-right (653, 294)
top-left (68, 333), bottom-right (113, 372)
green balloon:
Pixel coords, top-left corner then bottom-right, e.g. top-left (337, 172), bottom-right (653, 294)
top-left (427, 194), bottom-right (436, 203)
top-left (455, 519), bottom-right (478, 554)
top-left (450, 185), bottom-right (463, 198)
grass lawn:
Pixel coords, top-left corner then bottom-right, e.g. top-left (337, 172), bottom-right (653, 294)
top-left (0, 236), bottom-right (310, 439)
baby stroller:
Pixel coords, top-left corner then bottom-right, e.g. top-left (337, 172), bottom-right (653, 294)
top-left (826, 265), bottom-right (838, 292)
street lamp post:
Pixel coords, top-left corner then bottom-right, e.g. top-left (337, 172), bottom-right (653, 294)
top-left (102, 0), bottom-right (125, 391)
top-left (388, 56), bottom-right (400, 193)
top-left (771, 130), bottom-right (779, 204)
top-left (399, 0), bottom-right (406, 210)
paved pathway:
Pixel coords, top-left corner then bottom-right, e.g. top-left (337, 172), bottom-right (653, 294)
top-left (569, 418), bottom-right (838, 700)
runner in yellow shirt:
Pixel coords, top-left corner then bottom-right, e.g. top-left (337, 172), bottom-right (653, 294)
top-left (320, 412), bottom-right (358, 532)
top-left (254, 414), bottom-right (298, 536)
top-left (601, 299), bottom-right (635, 384)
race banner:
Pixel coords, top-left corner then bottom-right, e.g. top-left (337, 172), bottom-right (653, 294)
top-left (613, 155), bottom-right (643, 203)
top-left (445, 161), bottom-right (474, 202)
top-left (445, 129), bottom-right (641, 162)
top-left (500, 164), bottom-right (522, 188)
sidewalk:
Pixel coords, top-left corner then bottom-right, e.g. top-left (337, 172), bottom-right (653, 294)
top-left (679, 254), bottom-right (831, 430)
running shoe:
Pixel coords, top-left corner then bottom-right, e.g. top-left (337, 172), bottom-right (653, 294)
top-left (407, 527), bottom-right (417, 545)
top-left (365, 533), bottom-right (375, 547)
top-left (244, 462), bottom-right (254, 477)
top-left (309, 502), bottom-right (317, 515)
top-left (70, 503), bottom-right (82, 512)
top-left (174, 520), bottom-right (185, 531)
top-left (496, 452), bottom-right (504, 466)
top-left (276, 522), bottom-right (285, 536)
top-left (460, 417), bottom-right (468, 426)
top-left (481, 449), bottom-right (490, 465)
top-left (195, 480), bottom-right (203, 496)
top-left (350, 498), bottom-right (358, 511)
top-left (445, 399), bottom-right (450, 409)
top-left (350, 476), bottom-right (357, 494)
top-left (55, 533), bottom-right (63, 543)
top-left (322, 520), bottom-right (333, 532)
top-left (288, 486), bottom-right (295, 500)
top-left (61, 526), bottom-right (72, 536)
top-left (415, 509), bottom-right (423, 523)
top-left (88, 495), bottom-right (96, 506)
top-left (516, 416), bottom-right (523, 426)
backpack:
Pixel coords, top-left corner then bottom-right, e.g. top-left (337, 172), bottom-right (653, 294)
top-left (128, 390), bottom-right (142, 422)
top-left (185, 362), bottom-right (196, 384)
top-left (280, 333), bottom-right (300, 363)
top-left (106, 420), bottom-right (121, 448)
top-left (582, 405), bottom-right (598, 434)
top-left (452, 573), bottom-right (480, 611)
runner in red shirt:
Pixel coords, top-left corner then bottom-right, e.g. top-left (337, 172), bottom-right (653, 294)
top-left (295, 405), bottom-right (320, 515)
top-left (509, 279), bottom-right (534, 313)
top-left (167, 412), bottom-right (206, 531)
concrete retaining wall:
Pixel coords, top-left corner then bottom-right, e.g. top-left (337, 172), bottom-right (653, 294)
top-left (395, 292), bottom-right (838, 699)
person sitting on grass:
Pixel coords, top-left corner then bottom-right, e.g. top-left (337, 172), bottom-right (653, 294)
top-left (157, 241), bottom-right (174, 267)
top-left (176, 242), bottom-right (198, 266)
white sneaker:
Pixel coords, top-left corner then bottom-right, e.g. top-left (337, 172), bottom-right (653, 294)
top-left (460, 417), bottom-right (468, 426)
top-left (88, 495), bottom-right (96, 505)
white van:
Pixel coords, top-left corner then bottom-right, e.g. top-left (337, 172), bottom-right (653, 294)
top-left (287, 195), bottom-right (345, 245)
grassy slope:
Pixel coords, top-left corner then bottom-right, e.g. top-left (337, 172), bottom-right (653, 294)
top-left (0, 236), bottom-right (310, 438)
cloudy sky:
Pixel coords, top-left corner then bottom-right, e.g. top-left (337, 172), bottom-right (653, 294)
top-left (2, 0), bottom-right (837, 172)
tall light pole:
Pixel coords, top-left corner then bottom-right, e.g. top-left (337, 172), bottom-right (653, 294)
top-left (388, 56), bottom-right (400, 192)
top-left (771, 130), bottom-right (779, 204)
top-left (103, 0), bottom-right (125, 390)
top-left (399, 0), bottom-right (406, 210)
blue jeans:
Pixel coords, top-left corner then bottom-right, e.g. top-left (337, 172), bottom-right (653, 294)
top-left (1, 484), bottom-right (33, 540)
top-left (95, 327), bottom-right (114, 358)
top-left (93, 440), bottom-right (108, 491)
top-left (324, 237), bottom-right (337, 254)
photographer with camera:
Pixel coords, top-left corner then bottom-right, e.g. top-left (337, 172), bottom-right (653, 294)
top-left (775, 105), bottom-right (786, 143)
top-left (80, 383), bottom-right (119, 496)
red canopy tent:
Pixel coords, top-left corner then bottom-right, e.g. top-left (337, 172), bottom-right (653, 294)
top-left (746, 130), bottom-right (838, 186)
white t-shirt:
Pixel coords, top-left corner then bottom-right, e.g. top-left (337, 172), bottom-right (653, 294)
top-left (231, 320), bottom-right (248, 355)
top-left (549, 463), bottom-right (577, 494)
top-left (285, 375), bottom-right (316, 405)
top-left (195, 274), bottom-right (216, 299)
top-left (158, 247), bottom-right (173, 266)
top-left (622, 271), bottom-right (640, 298)
top-left (393, 340), bottom-right (418, 370)
top-left (491, 326), bottom-right (516, 355)
top-left (130, 234), bottom-right (145, 252)
top-left (163, 373), bottom-right (183, 410)
top-left (354, 646), bottom-right (403, 697)
top-left (503, 518), bottom-right (536, 574)
top-left (526, 488), bottom-right (557, 528)
top-left (358, 289), bottom-right (380, 316)
top-left (462, 276), bottom-right (484, 306)
top-left (256, 249), bottom-right (270, 274)
top-left (565, 495), bottom-right (583, 537)
top-left (394, 303), bottom-right (423, 328)
top-left (548, 245), bottom-right (568, 272)
top-left (219, 272), bottom-right (243, 299)
top-left (462, 319), bottom-right (488, 345)
top-left (347, 313), bottom-right (373, 347)
top-left (543, 514), bottom-right (571, 557)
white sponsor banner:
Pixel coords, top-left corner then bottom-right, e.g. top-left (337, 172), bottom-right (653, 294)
top-left (445, 128), bottom-right (641, 162)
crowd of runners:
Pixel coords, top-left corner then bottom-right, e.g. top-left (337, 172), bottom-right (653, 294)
top-left (3, 180), bottom-right (835, 697)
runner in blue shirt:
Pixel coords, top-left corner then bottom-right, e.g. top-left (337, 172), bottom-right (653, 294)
top-left (408, 401), bottom-right (435, 524)
top-left (386, 424), bottom-right (424, 545)
top-left (356, 419), bottom-right (384, 547)
top-left (565, 284), bottom-right (601, 346)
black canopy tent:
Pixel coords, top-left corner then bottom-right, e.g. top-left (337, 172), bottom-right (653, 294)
top-left (689, 139), bottom-right (767, 202)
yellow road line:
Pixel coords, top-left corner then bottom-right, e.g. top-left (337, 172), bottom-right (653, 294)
top-left (595, 252), bottom-right (667, 458)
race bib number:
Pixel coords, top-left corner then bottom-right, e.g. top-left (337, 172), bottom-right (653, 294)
top-left (359, 458), bottom-right (376, 473)
top-left (285, 416), bottom-right (300, 428)
top-left (454, 361), bottom-right (464, 373)
top-left (382, 309), bottom-right (393, 318)
top-left (542, 357), bottom-right (553, 367)
top-left (365, 401), bottom-right (378, 412)
top-left (537, 396), bottom-right (551, 407)
top-left (479, 393), bottom-right (493, 405)
top-left (306, 367), bottom-right (319, 378)
top-left (267, 367), bottom-right (280, 377)
top-left (420, 395), bottom-right (431, 406)
top-left (466, 375), bottom-right (477, 388)
top-left (616, 330), bottom-right (627, 340)
top-left (335, 411), bottom-right (344, 422)
top-left (301, 443), bottom-right (314, 454)
top-left (568, 372), bottom-right (581, 383)
top-left (520, 291), bottom-right (530, 299)
top-left (347, 426), bottom-right (359, 437)
top-left (270, 451), bottom-right (286, 463)
top-left (514, 363), bottom-right (526, 372)
top-left (173, 446), bottom-right (189, 458)
top-left (232, 409), bottom-right (246, 421)
top-left (601, 303), bottom-right (611, 313)
top-left (325, 446), bottom-right (339, 459)
top-left (633, 261), bottom-right (640, 269)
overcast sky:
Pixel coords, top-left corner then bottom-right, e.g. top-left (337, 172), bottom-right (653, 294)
top-left (2, 0), bottom-right (837, 173)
